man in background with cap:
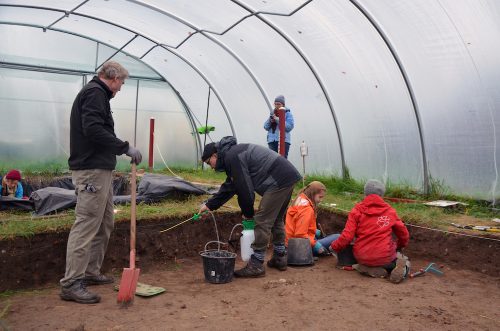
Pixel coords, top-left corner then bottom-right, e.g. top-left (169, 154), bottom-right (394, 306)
top-left (0, 169), bottom-right (24, 198)
top-left (331, 179), bottom-right (410, 283)
top-left (60, 61), bottom-right (143, 304)
top-left (264, 95), bottom-right (294, 159)
top-left (199, 136), bottom-right (301, 277)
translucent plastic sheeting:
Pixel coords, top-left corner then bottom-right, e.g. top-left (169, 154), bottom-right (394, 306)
top-left (96, 44), bottom-right (161, 79)
top-left (267, 0), bottom-right (424, 185)
top-left (142, 46), bottom-right (234, 143)
top-left (0, 69), bottom-right (81, 164)
top-left (135, 0), bottom-right (248, 33)
top-left (173, 33), bottom-right (270, 144)
top-left (0, 5), bottom-right (61, 27)
top-left (137, 81), bottom-right (198, 168)
top-left (0, 25), bottom-right (96, 72)
top-left (242, 0), bottom-right (310, 13)
top-left (0, 24), bottom-right (160, 79)
top-left (359, 0), bottom-right (500, 199)
top-left (121, 36), bottom-right (157, 59)
top-left (54, 13), bottom-right (135, 49)
top-left (214, 16), bottom-right (342, 173)
top-left (109, 79), bottom-right (197, 168)
top-left (76, 0), bottom-right (195, 48)
top-left (0, 0), bottom-right (81, 10)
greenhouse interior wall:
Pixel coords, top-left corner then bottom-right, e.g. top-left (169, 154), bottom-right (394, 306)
top-left (0, 0), bottom-right (499, 201)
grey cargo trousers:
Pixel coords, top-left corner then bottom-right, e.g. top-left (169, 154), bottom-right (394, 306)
top-left (60, 169), bottom-right (114, 287)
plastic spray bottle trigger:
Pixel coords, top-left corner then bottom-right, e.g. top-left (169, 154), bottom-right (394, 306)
top-left (240, 219), bottom-right (255, 262)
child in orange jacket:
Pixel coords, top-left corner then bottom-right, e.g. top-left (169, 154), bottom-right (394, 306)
top-left (331, 179), bottom-right (410, 283)
top-left (285, 181), bottom-right (339, 256)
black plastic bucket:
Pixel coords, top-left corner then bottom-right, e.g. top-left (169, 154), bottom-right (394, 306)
top-left (336, 244), bottom-right (357, 267)
top-left (200, 250), bottom-right (237, 284)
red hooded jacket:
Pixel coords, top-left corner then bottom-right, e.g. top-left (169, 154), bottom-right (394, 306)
top-left (331, 194), bottom-right (409, 267)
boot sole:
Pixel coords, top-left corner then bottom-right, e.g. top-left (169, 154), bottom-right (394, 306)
top-left (234, 274), bottom-right (266, 278)
top-left (389, 258), bottom-right (407, 284)
top-left (83, 279), bottom-right (114, 286)
top-left (59, 293), bottom-right (101, 304)
top-left (267, 264), bottom-right (287, 271)
top-left (354, 264), bottom-right (388, 278)
top-left (234, 272), bottom-right (266, 278)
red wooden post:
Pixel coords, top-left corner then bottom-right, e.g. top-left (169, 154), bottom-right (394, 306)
top-left (149, 117), bottom-right (155, 172)
top-left (278, 107), bottom-right (286, 157)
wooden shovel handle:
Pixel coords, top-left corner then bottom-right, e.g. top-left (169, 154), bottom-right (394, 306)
top-left (130, 163), bottom-right (137, 269)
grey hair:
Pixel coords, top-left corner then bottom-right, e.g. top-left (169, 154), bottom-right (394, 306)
top-left (98, 61), bottom-right (129, 80)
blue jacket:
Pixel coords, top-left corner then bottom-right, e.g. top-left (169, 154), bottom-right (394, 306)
top-left (263, 108), bottom-right (294, 144)
top-left (0, 178), bottom-right (23, 198)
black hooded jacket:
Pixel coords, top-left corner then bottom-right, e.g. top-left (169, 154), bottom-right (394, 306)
top-left (206, 136), bottom-right (301, 217)
top-left (68, 76), bottom-right (129, 170)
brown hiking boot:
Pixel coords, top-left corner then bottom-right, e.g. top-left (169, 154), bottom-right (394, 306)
top-left (389, 255), bottom-right (409, 284)
top-left (353, 264), bottom-right (388, 278)
top-left (267, 251), bottom-right (287, 271)
top-left (60, 280), bottom-right (101, 304)
top-left (234, 256), bottom-right (265, 278)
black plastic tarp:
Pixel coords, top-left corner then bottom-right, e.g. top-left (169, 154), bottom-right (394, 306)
top-left (31, 187), bottom-right (76, 216)
top-left (114, 174), bottom-right (209, 205)
top-left (29, 174), bottom-right (210, 212)
top-left (139, 174), bottom-right (209, 201)
top-left (0, 196), bottom-right (34, 211)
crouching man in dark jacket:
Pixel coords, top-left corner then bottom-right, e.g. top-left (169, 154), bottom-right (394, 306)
top-left (199, 136), bottom-right (301, 277)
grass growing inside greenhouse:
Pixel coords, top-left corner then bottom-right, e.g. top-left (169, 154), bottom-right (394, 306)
top-left (0, 167), bottom-right (498, 239)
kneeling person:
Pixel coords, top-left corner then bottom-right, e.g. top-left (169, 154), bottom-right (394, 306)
top-left (331, 180), bottom-right (410, 283)
top-left (285, 181), bottom-right (340, 256)
top-left (199, 136), bottom-right (301, 277)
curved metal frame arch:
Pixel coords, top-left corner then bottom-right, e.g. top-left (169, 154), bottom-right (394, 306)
top-left (0, 3), bottom-right (237, 141)
top-left (348, 0), bottom-right (429, 193)
top-left (231, 0), bottom-right (348, 177)
top-left (0, 20), bottom-right (203, 164)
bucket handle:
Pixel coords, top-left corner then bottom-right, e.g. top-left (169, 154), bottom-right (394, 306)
top-left (204, 240), bottom-right (226, 252)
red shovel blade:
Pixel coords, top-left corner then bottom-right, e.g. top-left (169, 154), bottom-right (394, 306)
top-left (117, 267), bottom-right (140, 304)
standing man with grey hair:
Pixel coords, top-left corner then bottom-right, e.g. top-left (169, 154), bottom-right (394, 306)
top-left (60, 61), bottom-right (142, 304)
top-left (264, 95), bottom-right (294, 159)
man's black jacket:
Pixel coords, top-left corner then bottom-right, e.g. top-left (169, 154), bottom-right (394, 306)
top-left (68, 76), bottom-right (129, 170)
top-left (205, 136), bottom-right (301, 218)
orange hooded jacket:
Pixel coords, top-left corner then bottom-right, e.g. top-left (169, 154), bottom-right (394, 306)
top-left (285, 193), bottom-right (317, 247)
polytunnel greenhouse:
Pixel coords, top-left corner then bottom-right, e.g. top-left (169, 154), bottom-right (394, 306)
top-left (1, 0), bottom-right (500, 200)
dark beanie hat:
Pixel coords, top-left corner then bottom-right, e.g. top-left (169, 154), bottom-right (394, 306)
top-left (274, 95), bottom-right (285, 105)
top-left (5, 169), bottom-right (21, 181)
top-left (201, 142), bottom-right (217, 162)
top-left (364, 179), bottom-right (385, 197)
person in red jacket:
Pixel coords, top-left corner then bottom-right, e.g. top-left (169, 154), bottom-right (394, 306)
top-left (285, 181), bottom-right (340, 256)
top-left (331, 179), bottom-right (410, 283)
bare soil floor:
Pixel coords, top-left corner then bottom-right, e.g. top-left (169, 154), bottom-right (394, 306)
top-left (1, 211), bottom-right (499, 330)
top-left (3, 255), bottom-right (500, 331)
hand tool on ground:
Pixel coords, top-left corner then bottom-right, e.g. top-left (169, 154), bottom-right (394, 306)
top-left (450, 223), bottom-right (500, 232)
top-left (409, 262), bottom-right (444, 278)
top-left (117, 163), bottom-right (140, 304)
top-left (159, 212), bottom-right (205, 233)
